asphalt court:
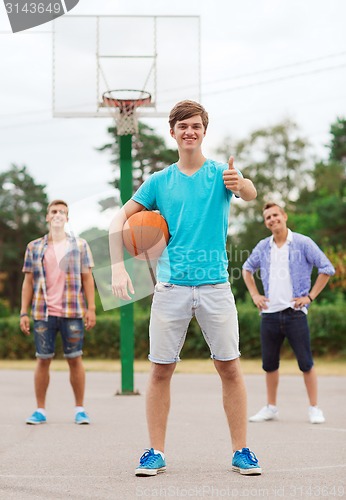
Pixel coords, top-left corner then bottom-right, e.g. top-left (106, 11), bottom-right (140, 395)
top-left (0, 369), bottom-right (345, 499)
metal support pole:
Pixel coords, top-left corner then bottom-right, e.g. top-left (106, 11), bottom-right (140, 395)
top-left (117, 134), bottom-right (137, 395)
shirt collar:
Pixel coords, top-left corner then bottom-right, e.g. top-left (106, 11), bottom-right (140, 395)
top-left (45, 233), bottom-right (74, 243)
top-left (42, 233), bottom-right (75, 254)
top-left (269, 228), bottom-right (293, 247)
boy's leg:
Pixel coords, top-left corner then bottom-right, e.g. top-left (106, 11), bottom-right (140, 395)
top-left (248, 314), bottom-right (283, 423)
top-left (135, 283), bottom-right (191, 475)
top-left (26, 318), bottom-right (56, 423)
top-left (260, 313), bottom-right (285, 405)
top-left (196, 284), bottom-right (247, 448)
top-left (266, 369), bottom-right (280, 405)
top-left (147, 283), bottom-right (192, 451)
top-left (285, 310), bottom-right (317, 405)
top-left (214, 358), bottom-right (247, 451)
top-left (214, 358), bottom-right (262, 475)
top-left (146, 362), bottom-right (176, 452)
top-left (33, 318), bottom-right (56, 408)
top-left (66, 356), bottom-right (86, 406)
top-left (60, 318), bottom-right (85, 406)
top-left (303, 366), bottom-right (318, 406)
top-left (34, 358), bottom-right (52, 408)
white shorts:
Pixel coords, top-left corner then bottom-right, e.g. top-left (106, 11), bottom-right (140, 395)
top-left (148, 282), bottom-right (240, 364)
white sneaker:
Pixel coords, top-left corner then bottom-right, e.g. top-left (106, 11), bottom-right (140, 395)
top-left (249, 405), bottom-right (278, 422)
top-left (309, 406), bottom-right (325, 424)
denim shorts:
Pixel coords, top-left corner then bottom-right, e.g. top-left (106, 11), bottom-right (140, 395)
top-left (33, 316), bottom-right (84, 359)
top-left (148, 282), bottom-right (240, 364)
top-left (260, 308), bottom-right (313, 372)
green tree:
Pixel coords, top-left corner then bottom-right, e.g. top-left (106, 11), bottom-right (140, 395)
top-left (216, 119), bottom-right (311, 219)
top-left (97, 121), bottom-right (178, 211)
top-left (79, 227), bottom-right (109, 267)
top-left (216, 120), bottom-right (312, 300)
top-left (287, 160), bottom-right (345, 246)
top-left (316, 117), bottom-right (346, 249)
top-left (328, 117), bottom-right (346, 163)
top-left (0, 165), bottom-right (49, 310)
top-left (292, 118), bottom-right (346, 297)
top-left (292, 119), bottom-right (346, 246)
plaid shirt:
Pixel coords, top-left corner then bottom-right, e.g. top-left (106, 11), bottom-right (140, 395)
top-left (22, 234), bottom-right (94, 321)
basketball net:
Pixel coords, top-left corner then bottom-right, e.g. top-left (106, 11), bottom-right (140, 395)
top-left (110, 103), bottom-right (139, 136)
top-left (102, 90), bottom-right (151, 136)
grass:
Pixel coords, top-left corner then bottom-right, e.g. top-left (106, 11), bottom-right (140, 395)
top-left (0, 358), bottom-right (345, 375)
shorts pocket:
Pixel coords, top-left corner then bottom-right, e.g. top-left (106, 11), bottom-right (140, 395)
top-left (293, 309), bottom-right (306, 317)
top-left (210, 282), bottom-right (230, 289)
top-left (155, 282), bottom-right (175, 292)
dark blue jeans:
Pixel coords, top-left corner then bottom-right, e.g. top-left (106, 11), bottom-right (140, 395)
top-left (260, 308), bottom-right (313, 373)
top-left (33, 316), bottom-right (84, 359)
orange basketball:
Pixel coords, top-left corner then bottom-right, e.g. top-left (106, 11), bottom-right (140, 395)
top-left (123, 211), bottom-right (169, 260)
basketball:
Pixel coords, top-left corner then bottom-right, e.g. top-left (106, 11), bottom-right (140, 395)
top-left (123, 211), bottom-right (169, 260)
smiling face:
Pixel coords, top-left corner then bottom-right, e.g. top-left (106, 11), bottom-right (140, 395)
top-left (170, 114), bottom-right (206, 152)
top-left (46, 203), bottom-right (68, 229)
top-left (263, 205), bottom-right (288, 234)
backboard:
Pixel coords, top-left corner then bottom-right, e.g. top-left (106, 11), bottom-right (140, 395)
top-left (52, 15), bottom-right (201, 119)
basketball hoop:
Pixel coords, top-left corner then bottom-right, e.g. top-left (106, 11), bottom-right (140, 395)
top-left (102, 89), bottom-right (152, 136)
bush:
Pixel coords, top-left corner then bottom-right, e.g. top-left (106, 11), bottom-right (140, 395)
top-left (308, 302), bottom-right (346, 356)
top-left (0, 299), bottom-right (11, 318)
top-left (0, 317), bottom-right (35, 359)
top-left (1, 301), bottom-right (345, 359)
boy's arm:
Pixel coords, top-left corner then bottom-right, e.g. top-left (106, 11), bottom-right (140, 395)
top-left (20, 272), bottom-right (34, 335)
top-left (223, 156), bottom-right (257, 201)
top-left (81, 269), bottom-right (96, 330)
top-left (308, 273), bottom-right (331, 301)
top-left (292, 273), bottom-right (331, 308)
top-left (109, 199), bottom-right (145, 300)
top-left (292, 238), bottom-right (335, 308)
top-left (236, 178), bottom-right (257, 201)
top-left (242, 269), bottom-right (269, 310)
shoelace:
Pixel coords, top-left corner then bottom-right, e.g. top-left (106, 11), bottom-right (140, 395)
top-left (139, 449), bottom-right (158, 466)
top-left (240, 448), bottom-right (258, 464)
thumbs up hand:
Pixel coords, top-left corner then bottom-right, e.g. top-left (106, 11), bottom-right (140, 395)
top-left (223, 156), bottom-right (245, 193)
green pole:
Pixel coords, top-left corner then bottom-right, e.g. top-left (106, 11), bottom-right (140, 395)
top-left (118, 134), bottom-right (136, 394)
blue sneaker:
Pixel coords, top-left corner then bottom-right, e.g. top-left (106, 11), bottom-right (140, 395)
top-left (75, 411), bottom-right (90, 425)
top-left (135, 448), bottom-right (166, 476)
top-left (232, 448), bottom-right (262, 475)
top-left (26, 411), bottom-right (47, 425)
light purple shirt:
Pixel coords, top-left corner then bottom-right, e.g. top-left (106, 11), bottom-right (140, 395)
top-left (243, 230), bottom-right (335, 307)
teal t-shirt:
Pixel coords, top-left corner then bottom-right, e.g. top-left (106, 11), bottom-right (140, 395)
top-left (132, 159), bottom-right (239, 286)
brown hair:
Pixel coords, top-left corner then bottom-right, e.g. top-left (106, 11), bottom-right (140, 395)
top-left (262, 202), bottom-right (285, 215)
top-left (169, 100), bottom-right (209, 131)
top-left (47, 199), bottom-right (69, 214)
